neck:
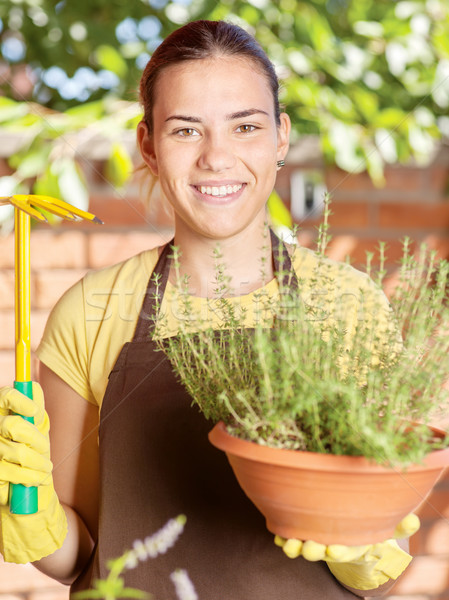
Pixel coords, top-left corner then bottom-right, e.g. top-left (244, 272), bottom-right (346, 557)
top-left (169, 225), bottom-right (274, 298)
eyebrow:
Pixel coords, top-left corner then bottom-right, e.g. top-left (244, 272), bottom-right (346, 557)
top-left (165, 108), bottom-right (270, 123)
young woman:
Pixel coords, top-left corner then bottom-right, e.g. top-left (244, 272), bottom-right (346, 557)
top-left (0, 20), bottom-right (415, 599)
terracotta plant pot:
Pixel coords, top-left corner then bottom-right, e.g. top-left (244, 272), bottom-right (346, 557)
top-left (208, 421), bottom-right (449, 545)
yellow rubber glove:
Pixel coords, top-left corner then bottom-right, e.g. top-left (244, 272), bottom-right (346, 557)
top-left (0, 383), bottom-right (67, 563)
top-left (275, 514), bottom-right (420, 591)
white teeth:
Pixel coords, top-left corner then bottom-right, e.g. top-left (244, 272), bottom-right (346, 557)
top-left (198, 184), bottom-right (243, 197)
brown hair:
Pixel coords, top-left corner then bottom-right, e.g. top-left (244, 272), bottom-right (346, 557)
top-left (139, 20), bottom-right (281, 132)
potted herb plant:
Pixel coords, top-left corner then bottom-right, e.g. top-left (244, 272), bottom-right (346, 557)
top-left (155, 199), bottom-right (449, 546)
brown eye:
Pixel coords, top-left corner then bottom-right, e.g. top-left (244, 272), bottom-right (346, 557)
top-left (176, 128), bottom-right (199, 137)
top-left (237, 124), bottom-right (256, 134)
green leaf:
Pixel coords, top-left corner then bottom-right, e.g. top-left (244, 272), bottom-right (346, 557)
top-left (33, 166), bottom-right (64, 224)
top-left (0, 98), bottom-right (28, 123)
top-left (105, 142), bottom-right (133, 189)
top-left (12, 147), bottom-right (51, 179)
top-left (64, 100), bottom-right (106, 122)
top-left (56, 159), bottom-right (89, 211)
top-left (352, 88), bottom-right (379, 121)
top-left (363, 145), bottom-right (385, 187)
top-left (94, 45), bottom-right (128, 78)
top-left (33, 166), bottom-right (62, 199)
top-left (432, 26), bottom-right (449, 59)
top-left (267, 189), bottom-right (292, 228)
top-left (373, 108), bottom-right (409, 129)
top-left (295, 4), bottom-right (335, 53)
top-left (239, 5), bottom-right (261, 25)
top-left (2, 113), bottom-right (42, 132)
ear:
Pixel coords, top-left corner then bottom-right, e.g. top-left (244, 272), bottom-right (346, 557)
top-left (137, 120), bottom-right (159, 176)
top-left (276, 112), bottom-right (291, 163)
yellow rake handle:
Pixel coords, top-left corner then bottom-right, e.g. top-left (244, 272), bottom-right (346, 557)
top-left (3, 195), bottom-right (102, 515)
top-left (11, 209), bottom-right (38, 514)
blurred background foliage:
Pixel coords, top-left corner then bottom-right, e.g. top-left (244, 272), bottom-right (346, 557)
top-left (0, 0), bottom-right (448, 222)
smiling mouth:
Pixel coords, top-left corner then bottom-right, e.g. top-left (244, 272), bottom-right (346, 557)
top-left (195, 184), bottom-right (244, 198)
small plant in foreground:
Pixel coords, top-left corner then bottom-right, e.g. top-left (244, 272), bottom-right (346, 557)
top-left (155, 198), bottom-right (449, 466)
top-left (73, 516), bottom-right (197, 600)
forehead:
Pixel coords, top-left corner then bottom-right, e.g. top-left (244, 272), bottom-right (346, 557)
top-left (152, 56), bottom-right (274, 120)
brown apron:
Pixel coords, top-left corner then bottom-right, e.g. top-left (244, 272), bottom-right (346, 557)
top-left (71, 232), bottom-right (358, 599)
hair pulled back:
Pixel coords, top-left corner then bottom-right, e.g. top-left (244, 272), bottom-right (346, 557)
top-left (139, 20), bottom-right (281, 131)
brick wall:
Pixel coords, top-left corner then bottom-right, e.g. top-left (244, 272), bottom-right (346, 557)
top-left (0, 145), bottom-right (449, 598)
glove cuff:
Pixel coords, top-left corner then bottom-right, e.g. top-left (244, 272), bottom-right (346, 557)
top-left (1, 485), bottom-right (67, 564)
top-left (328, 541), bottom-right (413, 591)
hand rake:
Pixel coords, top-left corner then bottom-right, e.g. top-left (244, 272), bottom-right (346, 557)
top-left (0, 194), bottom-right (103, 515)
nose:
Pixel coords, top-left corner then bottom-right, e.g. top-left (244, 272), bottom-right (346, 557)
top-left (197, 133), bottom-right (236, 172)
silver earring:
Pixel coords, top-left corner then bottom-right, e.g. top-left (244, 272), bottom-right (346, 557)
top-left (277, 160), bottom-right (285, 168)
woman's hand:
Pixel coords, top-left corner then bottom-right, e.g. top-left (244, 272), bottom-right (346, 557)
top-left (275, 514), bottom-right (420, 591)
top-left (0, 383), bottom-right (67, 563)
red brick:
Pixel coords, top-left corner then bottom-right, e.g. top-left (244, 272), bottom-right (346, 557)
top-left (34, 269), bottom-right (87, 309)
top-left (87, 229), bottom-right (172, 269)
top-left (326, 201), bottom-right (371, 229)
top-left (0, 270), bottom-right (15, 309)
top-left (29, 229), bottom-right (87, 269)
top-left (392, 555), bottom-right (449, 594)
top-left (325, 165), bottom-right (434, 202)
top-left (383, 166), bottom-right (428, 193)
top-left (0, 234), bottom-right (14, 269)
top-left (0, 310), bottom-right (14, 351)
top-left (0, 309), bottom-right (49, 351)
top-left (379, 203), bottom-right (449, 230)
top-left (425, 164), bottom-right (449, 194)
top-left (0, 350), bottom-right (14, 386)
top-left (327, 237), bottom-right (409, 268)
top-left (87, 194), bottom-right (148, 226)
top-left (420, 235), bottom-right (449, 261)
top-left (325, 167), bottom-right (377, 194)
top-left (1, 229), bottom-right (88, 271)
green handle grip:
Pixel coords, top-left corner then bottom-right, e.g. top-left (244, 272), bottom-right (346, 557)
top-left (9, 381), bottom-right (38, 515)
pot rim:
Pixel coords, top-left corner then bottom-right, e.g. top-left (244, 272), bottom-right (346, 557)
top-left (208, 421), bottom-right (449, 473)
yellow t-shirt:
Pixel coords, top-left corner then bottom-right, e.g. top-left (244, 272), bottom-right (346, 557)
top-left (36, 244), bottom-right (400, 408)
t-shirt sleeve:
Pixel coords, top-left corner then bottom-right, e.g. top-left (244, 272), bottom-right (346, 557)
top-left (36, 277), bottom-right (96, 404)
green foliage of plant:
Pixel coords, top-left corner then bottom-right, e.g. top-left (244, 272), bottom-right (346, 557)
top-left (1, 0), bottom-right (448, 183)
top-left (0, 96), bottom-right (141, 231)
top-left (156, 200), bottom-right (449, 466)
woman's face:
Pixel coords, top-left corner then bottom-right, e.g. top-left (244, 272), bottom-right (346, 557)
top-left (138, 56), bottom-right (290, 242)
